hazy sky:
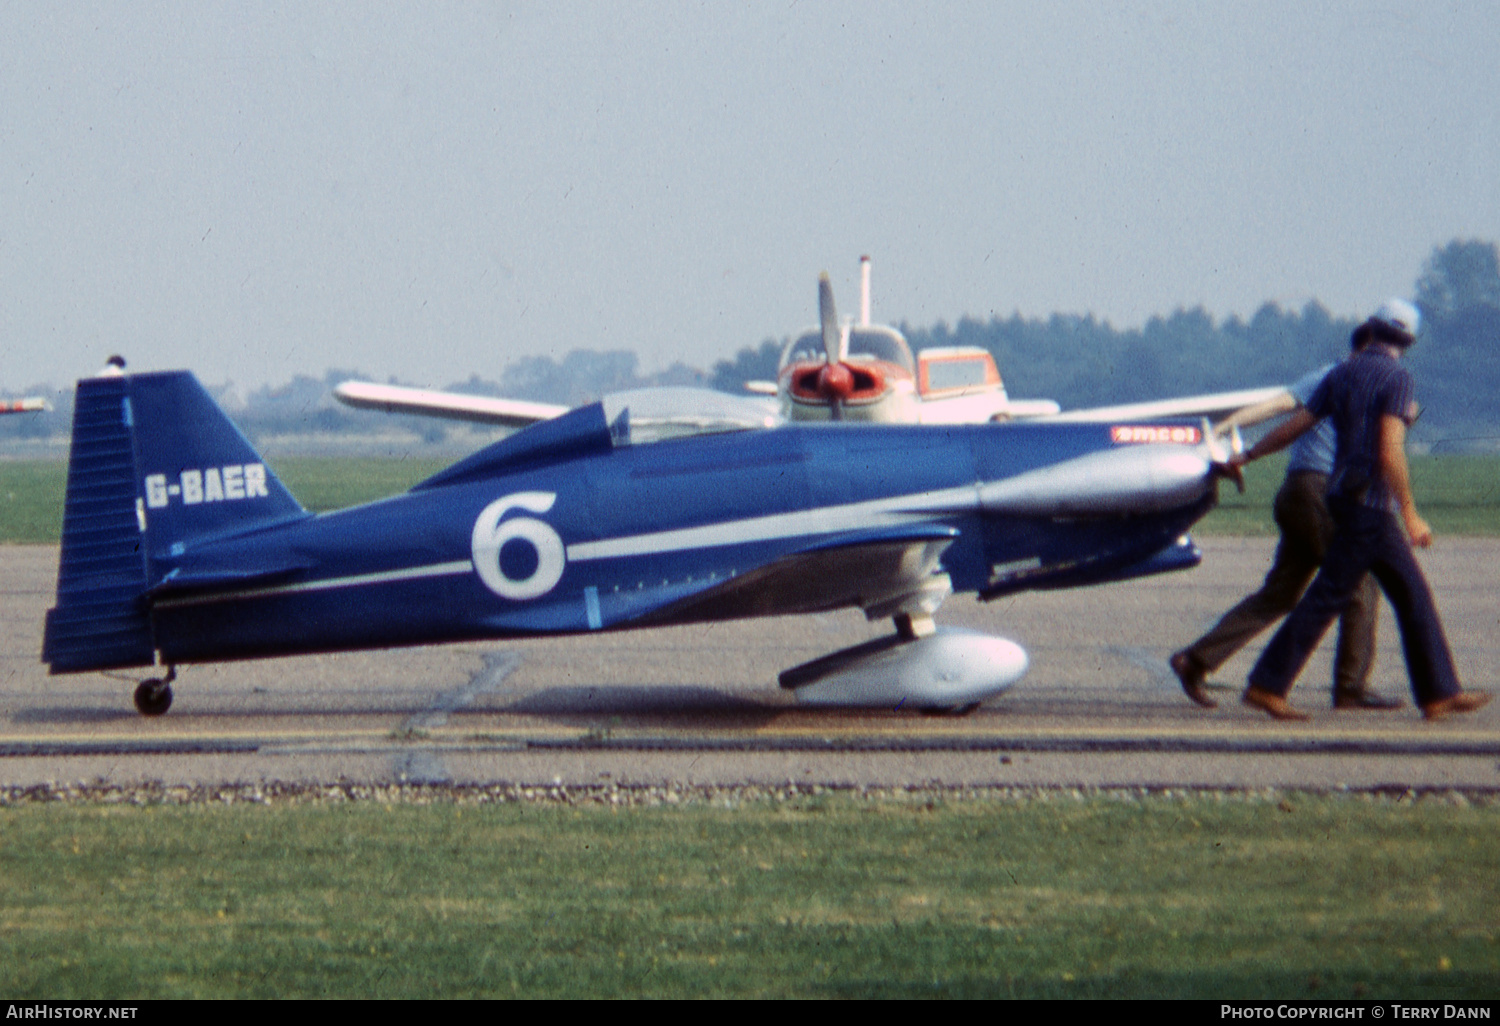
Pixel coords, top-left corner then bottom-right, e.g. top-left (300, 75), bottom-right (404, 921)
top-left (4, 2), bottom-right (1499, 391)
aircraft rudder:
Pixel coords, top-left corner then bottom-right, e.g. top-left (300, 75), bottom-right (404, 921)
top-left (45, 372), bottom-right (155, 672)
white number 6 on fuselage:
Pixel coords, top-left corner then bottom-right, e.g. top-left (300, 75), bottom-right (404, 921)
top-left (471, 492), bottom-right (566, 600)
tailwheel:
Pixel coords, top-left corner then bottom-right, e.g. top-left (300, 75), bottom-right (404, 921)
top-left (133, 667), bottom-right (176, 717)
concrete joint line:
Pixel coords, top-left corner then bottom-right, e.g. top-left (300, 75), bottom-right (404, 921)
top-left (394, 650), bottom-right (524, 784)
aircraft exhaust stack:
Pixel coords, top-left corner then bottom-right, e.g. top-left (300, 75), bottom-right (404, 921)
top-left (780, 627), bottom-right (1028, 710)
top-left (859, 254), bottom-right (871, 327)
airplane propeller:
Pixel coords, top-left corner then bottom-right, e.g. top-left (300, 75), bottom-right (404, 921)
top-left (1204, 419), bottom-right (1247, 493)
top-left (783, 268), bottom-right (894, 417)
top-left (817, 272), bottom-right (855, 421)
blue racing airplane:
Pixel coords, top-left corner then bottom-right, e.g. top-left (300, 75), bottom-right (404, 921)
top-left (43, 363), bottom-right (1239, 716)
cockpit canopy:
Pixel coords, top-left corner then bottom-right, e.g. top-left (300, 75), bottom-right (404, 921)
top-left (600, 387), bottom-right (779, 444)
top-left (416, 387), bottom-right (780, 490)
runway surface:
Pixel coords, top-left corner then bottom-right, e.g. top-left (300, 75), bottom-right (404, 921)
top-left (3, 539), bottom-right (1498, 791)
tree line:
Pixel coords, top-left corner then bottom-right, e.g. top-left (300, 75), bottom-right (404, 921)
top-left (710, 239), bottom-right (1500, 447)
top-left (3, 239), bottom-right (1497, 450)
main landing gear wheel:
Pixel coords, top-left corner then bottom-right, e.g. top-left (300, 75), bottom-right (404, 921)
top-left (133, 667), bottom-right (176, 717)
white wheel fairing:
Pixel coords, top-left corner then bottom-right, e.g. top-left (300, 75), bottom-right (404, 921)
top-left (472, 492), bottom-right (566, 600)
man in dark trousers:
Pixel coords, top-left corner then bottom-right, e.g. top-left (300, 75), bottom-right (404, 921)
top-left (1228, 299), bottom-right (1489, 721)
top-left (1169, 331), bottom-right (1395, 710)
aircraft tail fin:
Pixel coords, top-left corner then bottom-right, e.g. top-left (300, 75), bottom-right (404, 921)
top-left (43, 370), bottom-right (304, 673)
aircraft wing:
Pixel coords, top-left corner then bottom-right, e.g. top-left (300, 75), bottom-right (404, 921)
top-left (336, 375), bottom-right (1289, 435)
top-left (618, 525), bottom-right (960, 629)
top-left (1037, 385), bottom-right (1288, 427)
top-left (333, 381), bottom-right (570, 427)
top-left (336, 380), bottom-right (780, 438)
top-left (0, 397), bottom-right (48, 414)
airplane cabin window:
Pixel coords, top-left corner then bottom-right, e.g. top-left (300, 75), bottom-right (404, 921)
top-left (783, 332), bottom-right (826, 366)
top-left (781, 328), bottom-right (915, 375)
top-left (925, 359), bottom-right (990, 392)
top-left (847, 329), bottom-right (915, 373)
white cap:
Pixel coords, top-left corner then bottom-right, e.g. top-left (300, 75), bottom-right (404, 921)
top-left (1371, 298), bottom-right (1420, 343)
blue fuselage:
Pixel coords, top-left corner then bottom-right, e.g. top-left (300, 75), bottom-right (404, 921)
top-left (147, 414), bottom-right (1213, 665)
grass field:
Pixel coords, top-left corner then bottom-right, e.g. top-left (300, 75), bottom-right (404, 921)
top-left (1, 452), bottom-right (1497, 543)
top-left (1, 789), bottom-right (1496, 999)
top-left (1201, 452), bottom-right (1500, 535)
top-left (0, 456), bottom-right (449, 544)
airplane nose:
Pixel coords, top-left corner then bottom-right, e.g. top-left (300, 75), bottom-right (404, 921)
top-left (819, 362), bottom-right (856, 400)
top-left (789, 361), bottom-right (886, 405)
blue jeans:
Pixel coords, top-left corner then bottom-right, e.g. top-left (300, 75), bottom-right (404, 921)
top-left (1248, 497), bottom-right (1461, 706)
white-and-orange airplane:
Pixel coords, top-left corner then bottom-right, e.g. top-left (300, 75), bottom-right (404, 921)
top-left (743, 256), bottom-right (1065, 425)
top-left (334, 258), bottom-right (1284, 434)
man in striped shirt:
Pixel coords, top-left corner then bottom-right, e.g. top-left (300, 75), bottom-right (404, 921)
top-left (1228, 299), bottom-right (1490, 721)
top-left (1169, 344), bottom-right (1390, 711)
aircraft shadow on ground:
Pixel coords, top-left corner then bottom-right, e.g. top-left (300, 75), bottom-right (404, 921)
top-left (502, 685), bottom-right (786, 727)
top-left (10, 691), bottom-right (785, 726)
top-left (12, 706), bottom-right (137, 725)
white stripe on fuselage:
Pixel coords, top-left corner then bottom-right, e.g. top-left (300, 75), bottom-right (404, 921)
top-left (155, 484), bottom-right (981, 607)
top-left (154, 560), bottom-right (476, 609)
top-left (564, 484), bottom-right (978, 562)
